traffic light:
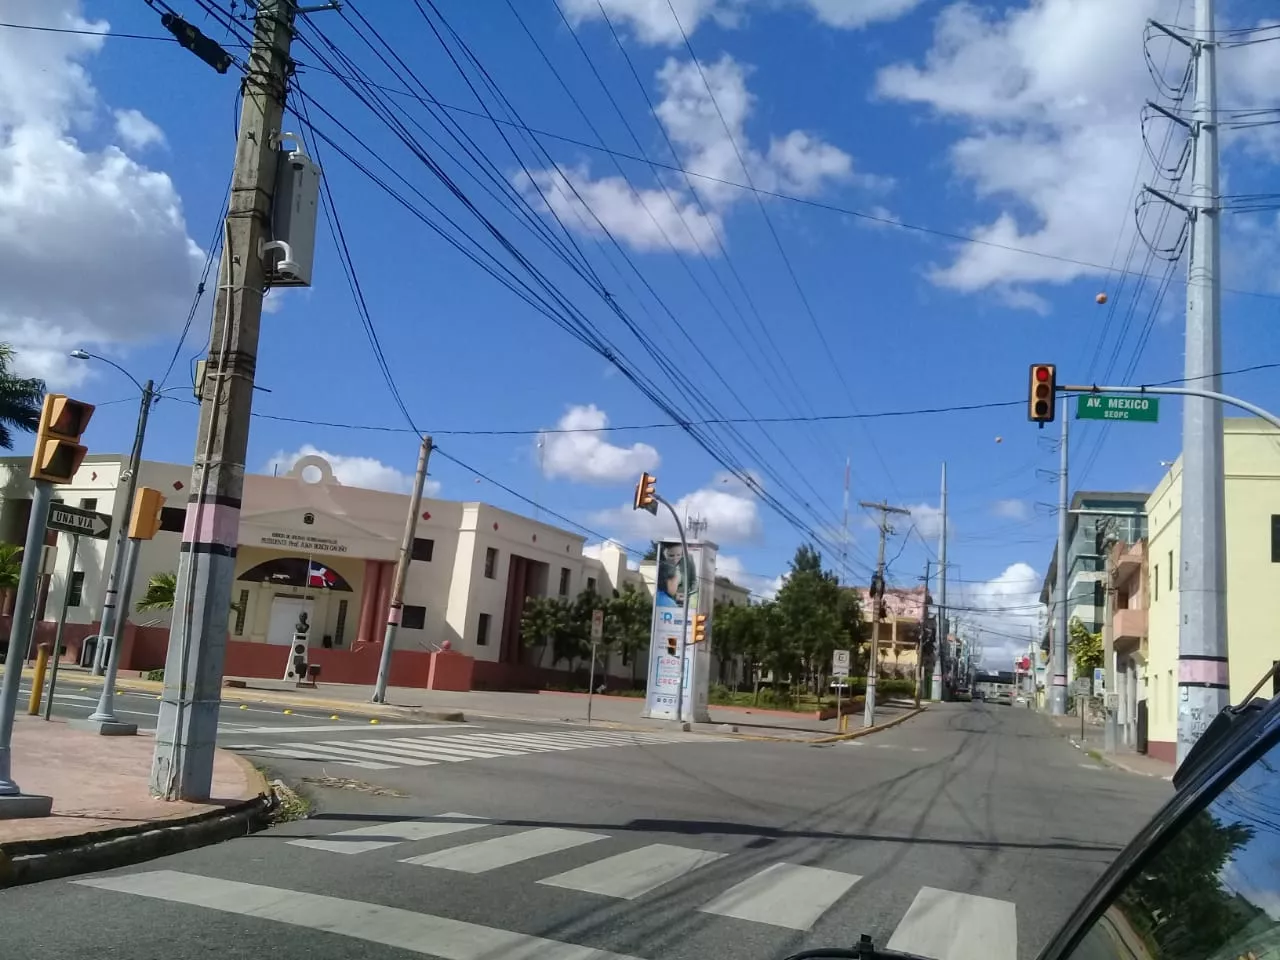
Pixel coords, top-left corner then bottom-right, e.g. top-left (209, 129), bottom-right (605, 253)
top-left (30, 394), bottom-right (95, 484)
top-left (129, 487), bottom-right (166, 540)
top-left (691, 614), bottom-right (708, 644)
top-left (666, 637), bottom-right (678, 656)
top-left (633, 472), bottom-right (658, 515)
top-left (1029, 364), bottom-right (1056, 423)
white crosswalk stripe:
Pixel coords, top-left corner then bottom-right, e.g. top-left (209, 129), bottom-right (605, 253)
top-left (223, 728), bottom-right (728, 771)
top-left (539, 842), bottom-right (727, 900)
top-left (401, 827), bottom-right (608, 873)
top-left (288, 813), bottom-right (488, 855)
top-left (76, 860), bottom-right (1020, 960)
top-left (699, 862), bottom-right (862, 930)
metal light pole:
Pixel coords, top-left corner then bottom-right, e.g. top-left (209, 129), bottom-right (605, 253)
top-left (69, 351), bottom-right (154, 677)
top-left (655, 496), bottom-right (692, 726)
top-left (1051, 395), bottom-right (1070, 715)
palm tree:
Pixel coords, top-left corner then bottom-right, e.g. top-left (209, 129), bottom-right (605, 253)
top-left (0, 543), bottom-right (22, 590)
top-left (136, 571), bottom-right (177, 611)
top-left (0, 344), bottom-right (45, 450)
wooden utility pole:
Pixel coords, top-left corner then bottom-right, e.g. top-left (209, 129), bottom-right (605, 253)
top-left (373, 436), bottom-right (434, 703)
top-left (860, 499), bottom-right (911, 728)
top-left (150, 0), bottom-right (298, 801)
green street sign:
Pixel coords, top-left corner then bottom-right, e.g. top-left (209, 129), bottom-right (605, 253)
top-left (1075, 395), bottom-right (1160, 423)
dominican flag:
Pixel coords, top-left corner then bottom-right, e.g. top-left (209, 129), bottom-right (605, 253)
top-left (308, 562), bottom-right (338, 589)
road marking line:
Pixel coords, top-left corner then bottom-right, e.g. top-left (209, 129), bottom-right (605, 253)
top-left (73, 871), bottom-right (642, 960)
top-left (887, 886), bottom-right (1017, 960)
top-left (224, 745), bottom-right (396, 770)
top-left (225, 723), bottom-right (454, 735)
top-left (288, 813), bottom-right (488, 854)
top-left (448, 734), bottom-right (576, 751)
top-left (402, 827), bottom-right (609, 873)
top-left (699, 863), bottom-right (862, 930)
top-left (387, 738), bottom-right (526, 758)
top-left (342, 739), bottom-right (525, 762)
top-left (298, 742), bottom-right (438, 766)
top-left (539, 843), bottom-right (726, 899)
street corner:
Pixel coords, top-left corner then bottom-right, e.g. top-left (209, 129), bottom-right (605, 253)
top-left (809, 705), bottom-right (928, 746)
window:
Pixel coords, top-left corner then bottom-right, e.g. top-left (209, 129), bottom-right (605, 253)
top-left (401, 605), bottom-right (426, 630)
top-left (1092, 581), bottom-right (1104, 608)
top-left (67, 571), bottom-right (85, 607)
top-left (233, 589), bottom-right (249, 635)
top-left (477, 612), bottom-right (491, 646)
top-left (78, 497), bottom-right (97, 511)
top-left (159, 507), bottom-right (186, 533)
top-left (411, 537), bottom-right (434, 562)
top-left (1168, 550), bottom-right (1173, 591)
top-left (559, 567), bottom-right (571, 597)
top-left (1273, 516), bottom-right (1280, 562)
top-left (1154, 564), bottom-right (1159, 602)
top-left (334, 599), bottom-right (348, 645)
top-left (484, 547), bottom-right (497, 579)
top-left (586, 576), bottom-right (597, 594)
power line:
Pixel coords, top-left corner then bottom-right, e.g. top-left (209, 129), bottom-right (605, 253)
top-left (0, 20), bottom-right (176, 41)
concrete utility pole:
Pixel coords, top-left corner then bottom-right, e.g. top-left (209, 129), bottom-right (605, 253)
top-left (917, 559), bottom-right (930, 708)
top-left (372, 436), bottom-right (434, 704)
top-left (1051, 396), bottom-right (1069, 716)
top-left (150, 0), bottom-right (296, 801)
top-left (93, 378), bottom-right (154, 676)
top-left (1177, 0), bottom-right (1229, 766)
top-left (931, 463), bottom-right (946, 701)
top-left (861, 499), bottom-right (911, 727)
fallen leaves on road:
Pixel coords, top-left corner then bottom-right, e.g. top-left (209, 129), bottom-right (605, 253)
top-left (299, 775), bottom-right (409, 798)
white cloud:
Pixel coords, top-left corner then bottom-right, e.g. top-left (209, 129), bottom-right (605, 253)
top-left (991, 498), bottom-right (1030, 521)
top-left (949, 562), bottom-right (1044, 668)
top-left (0, 1), bottom-right (204, 384)
top-left (716, 553), bottom-right (784, 599)
top-left (590, 471), bottom-right (763, 544)
top-left (265, 444), bottom-right (442, 496)
top-left (112, 108), bottom-right (164, 150)
top-left (905, 502), bottom-right (949, 540)
top-left (539, 404), bottom-right (661, 484)
top-left (560, 0), bottom-right (926, 45)
top-left (519, 54), bottom-right (859, 253)
top-left (515, 166), bottom-right (719, 254)
top-left (874, 0), bottom-right (1165, 297)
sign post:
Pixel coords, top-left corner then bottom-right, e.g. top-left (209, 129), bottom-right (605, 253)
top-left (587, 608), bottom-right (604, 724)
top-left (1074, 676), bottom-right (1092, 740)
top-left (46, 502), bottom-right (112, 539)
top-left (832, 649), bottom-right (850, 729)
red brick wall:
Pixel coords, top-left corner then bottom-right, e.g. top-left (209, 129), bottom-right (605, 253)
top-left (223, 639), bottom-right (474, 690)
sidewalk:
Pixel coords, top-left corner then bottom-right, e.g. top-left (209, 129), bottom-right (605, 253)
top-left (1051, 713), bottom-right (1174, 780)
top-left (0, 714), bottom-right (274, 887)
top-left (48, 665), bottom-right (917, 742)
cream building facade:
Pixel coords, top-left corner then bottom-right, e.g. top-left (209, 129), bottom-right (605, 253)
top-left (1142, 418), bottom-right (1280, 761)
top-left (0, 452), bottom-right (736, 686)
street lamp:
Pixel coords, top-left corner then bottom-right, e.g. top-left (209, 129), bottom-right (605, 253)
top-left (68, 351), bottom-right (155, 700)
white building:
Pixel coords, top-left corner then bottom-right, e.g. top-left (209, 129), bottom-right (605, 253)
top-left (0, 451), bottom-right (741, 689)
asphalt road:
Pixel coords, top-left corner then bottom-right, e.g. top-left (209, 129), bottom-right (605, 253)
top-left (1, 701), bottom-right (1173, 960)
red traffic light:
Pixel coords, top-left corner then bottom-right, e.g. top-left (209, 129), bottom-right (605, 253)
top-left (1028, 364), bottom-right (1056, 423)
top-left (1035, 367), bottom-right (1050, 382)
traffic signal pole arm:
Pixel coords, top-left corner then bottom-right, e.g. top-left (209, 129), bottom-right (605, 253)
top-left (1058, 384), bottom-right (1280, 433)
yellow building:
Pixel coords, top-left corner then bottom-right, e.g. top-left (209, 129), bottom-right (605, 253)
top-left (1143, 418), bottom-right (1280, 761)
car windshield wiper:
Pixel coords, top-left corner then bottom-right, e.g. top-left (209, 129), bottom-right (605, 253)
top-left (783, 935), bottom-right (931, 960)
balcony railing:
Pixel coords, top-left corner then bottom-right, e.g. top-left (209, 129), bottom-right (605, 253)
top-left (1113, 607), bottom-right (1147, 642)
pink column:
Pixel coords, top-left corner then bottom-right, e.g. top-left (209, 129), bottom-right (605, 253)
top-left (356, 559), bottom-right (382, 646)
top-left (374, 560), bottom-right (394, 638)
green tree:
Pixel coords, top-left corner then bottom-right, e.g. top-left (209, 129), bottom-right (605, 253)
top-left (605, 583), bottom-right (651, 681)
top-left (775, 545), bottom-right (842, 694)
top-left (0, 542), bottom-right (23, 591)
top-left (642, 541), bottom-right (660, 562)
top-left (1069, 616), bottom-right (1103, 678)
top-left (0, 344), bottom-right (44, 450)
top-left (136, 570), bottom-right (178, 611)
top-left (520, 595), bottom-right (565, 668)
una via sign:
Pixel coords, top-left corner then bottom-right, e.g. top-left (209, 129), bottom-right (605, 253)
top-left (1076, 395), bottom-right (1160, 423)
top-left (47, 503), bottom-right (112, 539)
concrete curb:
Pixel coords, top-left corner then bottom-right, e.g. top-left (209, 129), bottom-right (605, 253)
top-left (808, 706), bottom-right (927, 745)
top-left (0, 791), bottom-right (277, 889)
top-left (1067, 736), bottom-right (1174, 781)
top-left (53, 672), bottom-right (468, 724)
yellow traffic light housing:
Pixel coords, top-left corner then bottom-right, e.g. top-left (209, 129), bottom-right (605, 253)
top-left (691, 614), bottom-right (708, 644)
top-left (1029, 364), bottom-right (1056, 423)
top-left (31, 394), bottom-right (95, 484)
top-left (634, 472), bottom-right (658, 515)
top-left (129, 487), bottom-right (166, 540)
top-left (666, 637), bottom-right (677, 656)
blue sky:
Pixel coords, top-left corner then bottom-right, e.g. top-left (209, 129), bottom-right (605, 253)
top-left (4, 0), bottom-right (1278, 665)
